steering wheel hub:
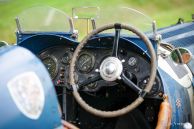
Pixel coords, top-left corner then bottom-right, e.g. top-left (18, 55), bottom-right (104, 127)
top-left (100, 57), bottom-right (123, 81)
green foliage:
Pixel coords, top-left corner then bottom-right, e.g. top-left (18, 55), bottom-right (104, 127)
top-left (0, 0), bottom-right (193, 43)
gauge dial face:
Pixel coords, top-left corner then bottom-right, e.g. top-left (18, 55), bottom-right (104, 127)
top-left (61, 52), bottom-right (72, 64)
top-left (77, 53), bottom-right (95, 73)
top-left (42, 56), bottom-right (58, 80)
top-left (128, 57), bottom-right (137, 67)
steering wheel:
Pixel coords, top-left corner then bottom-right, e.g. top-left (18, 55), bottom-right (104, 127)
top-left (69, 23), bottom-right (157, 118)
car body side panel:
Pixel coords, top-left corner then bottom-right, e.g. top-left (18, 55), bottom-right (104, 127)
top-left (158, 54), bottom-right (193, 129)
top-left (0, 46), bottom-right (62, 129)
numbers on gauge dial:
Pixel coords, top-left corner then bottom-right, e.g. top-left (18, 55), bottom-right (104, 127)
top-left (77, 53), bottom-right (95, 73)
top-left (42, 56), bottom-right (58, 80)
top-left (128, 57), bottom-right (138, 67)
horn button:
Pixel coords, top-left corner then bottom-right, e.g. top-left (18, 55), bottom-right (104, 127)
top-left (100, 57), bottom-right (123, 81)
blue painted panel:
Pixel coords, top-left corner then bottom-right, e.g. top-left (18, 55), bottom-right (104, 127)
top-left (160, 23), bottom-right (194, 39)
top-left (18, 34), bottom-right (78, 55)
top-left (158, 68), bottom-right (192, 129)
top-left (159, 22), bottom-right (194, 74)
top-left (0, 46), bottom-right (62, 129)
top-left (17, 31), bottom-right (157, 58)
top-left (16, 32), bottom-right (75, 44)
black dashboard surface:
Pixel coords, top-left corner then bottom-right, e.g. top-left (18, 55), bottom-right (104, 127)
top-left (38, 41), bottom-right (162, 98)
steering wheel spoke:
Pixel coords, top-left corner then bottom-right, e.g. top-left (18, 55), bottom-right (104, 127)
top-left (112, 24), bottom-right (121, 57)
top-left (121, 72), bottom-right (142, 94)
top-left (79, 74), bottom-right (101, 88)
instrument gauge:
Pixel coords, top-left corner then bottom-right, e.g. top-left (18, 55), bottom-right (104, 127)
top-left (42, 56), bottom-right (58, 80)
top-left (61, 52), bottom-right (72, 64)
top-left (77, 53), bottom-right (95, 73)
top-left (128, 57), bottom-right (137, 67)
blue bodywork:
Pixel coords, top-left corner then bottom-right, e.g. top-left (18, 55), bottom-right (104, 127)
top-left (159, 22), bottom-right (194, 89)
top-left (17, 33), bottom-right (78, 54)
top-left (158, 22), bottom-right (194, 128)
top-left (0, 46), bottom-right (62, 129)
top-left (159, 22), bottom-right (194, 74)
top-left (159, 67), bottom-right (192, 128)
top-left (17, 32), bottom-right (156, 57)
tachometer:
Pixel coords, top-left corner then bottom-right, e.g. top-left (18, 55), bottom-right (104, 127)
top-left (77, 52), bottom-right (95, 73)
top-left (42, 56), bottom-right (58, 80)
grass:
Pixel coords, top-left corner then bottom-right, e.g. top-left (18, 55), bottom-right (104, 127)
top-left (0, 0), bottom-right (193, 43)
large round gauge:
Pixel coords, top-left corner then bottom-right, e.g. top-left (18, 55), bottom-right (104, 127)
top-left (77, 53), bottom-right (95, 73)
top-left (138, 76), bottom-right (161, 96)
top-left (42, 56), bottom-right (58, 80)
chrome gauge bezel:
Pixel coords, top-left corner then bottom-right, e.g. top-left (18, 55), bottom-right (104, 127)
top-left (76, 52), bottom-right (95, 73)
top-left (128, 56), bottom-right (138, 67)
top-left (61, 52), bottom-right (72, 64)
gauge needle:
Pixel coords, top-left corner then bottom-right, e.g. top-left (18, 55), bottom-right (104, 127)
top-left (81, 58), bottom-right (90, 68)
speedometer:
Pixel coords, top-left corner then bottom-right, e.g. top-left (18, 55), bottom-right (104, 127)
top-left (42, 56), bottom-right (58, 80)
top-left (77, 52), bottom-right (95, 73)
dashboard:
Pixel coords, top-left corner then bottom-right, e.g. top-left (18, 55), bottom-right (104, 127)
top-left (38, 40), bottom-right (163, 98)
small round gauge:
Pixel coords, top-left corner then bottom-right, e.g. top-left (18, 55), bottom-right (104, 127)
top-left (77, 53), bottom-right (95, 73)
top-left (61, 52), bottom-right (72, 64)
top-left (128, 57), bottom-right (138, 67)
top-left (138, 76), bottom-right (161, 96)
top-left (42, 56), bottom-right (58, 80)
